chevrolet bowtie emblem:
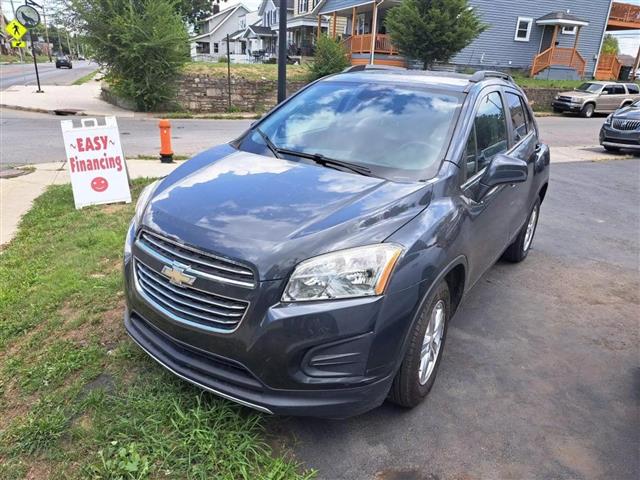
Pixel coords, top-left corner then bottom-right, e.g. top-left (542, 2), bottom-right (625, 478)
top-left (161, 264), bottom-right (196, 287)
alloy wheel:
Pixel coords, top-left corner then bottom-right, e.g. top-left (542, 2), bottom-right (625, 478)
top-left (418, 299), bottom-right (446, 385)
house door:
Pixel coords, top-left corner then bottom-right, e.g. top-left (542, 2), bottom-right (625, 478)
top-left (539, 26), bottom-right (554, 52)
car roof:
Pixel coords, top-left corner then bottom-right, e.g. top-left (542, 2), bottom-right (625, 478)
top-left (324, 67), bottom-right (516, 93)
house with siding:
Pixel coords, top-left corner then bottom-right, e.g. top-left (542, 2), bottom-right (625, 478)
top-left (191, 4), bottom-right (252, 60)
top-left (313, 0), bottom-right (616, 79)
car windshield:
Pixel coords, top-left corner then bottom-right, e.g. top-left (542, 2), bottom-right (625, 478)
top-left (576, 83), bottom-right (602, 93)
top-left (238, 79), bottom-right (463, 181)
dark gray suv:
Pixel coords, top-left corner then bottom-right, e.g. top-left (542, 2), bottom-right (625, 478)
top-left (123, 68), bottom-right (550, 417)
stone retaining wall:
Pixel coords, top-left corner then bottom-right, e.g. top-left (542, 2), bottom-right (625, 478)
top-left (172, 74), bottom-right (565, 113)
top-left (176, 74), bottom-right (307, 113)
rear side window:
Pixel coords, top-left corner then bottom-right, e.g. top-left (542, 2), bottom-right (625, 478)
top-left (505, 92), bottom-right (528, 143)
top-left (626, 84), bottom-right (639, 94)
top-left (463, 91), bottom-right (508, 180)
top-left (613, 85), bottom-right (626, 95)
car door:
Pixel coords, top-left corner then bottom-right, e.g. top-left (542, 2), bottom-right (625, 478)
top-left (458, 89), bottom-right (514, 285)
top-left (501, 89), bottom-right (538, 239)
top-left (612, 84), bottom-right (628, 110)
top-left (600, 84), bottom-right (618, 111)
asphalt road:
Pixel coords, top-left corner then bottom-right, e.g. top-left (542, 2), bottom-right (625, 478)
top-left (0, 109), bottom-right (608, 166)
top-left (279, 158), bottom-right (639, 479)
top-left (0, 60), bottom-right (98, 90)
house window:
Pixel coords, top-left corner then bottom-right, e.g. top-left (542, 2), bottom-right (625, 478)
top-left (213, 43), bottom-right (219, 53)
top-left (357, 13), bottom-right (366, 35)
top-left (196, 42), bottom-right (210, 54)
top-left (514, 17), bottom-right (533, 42)
top-left (299, 0), bottom-right (309, 13)
top-left (561, 25), bottom-right (577, 35)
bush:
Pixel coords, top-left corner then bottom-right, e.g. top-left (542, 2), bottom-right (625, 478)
top-left (73, 0), bottom-right (189, 111)
top-left (218, 55), bottom-right (229, 63)
top-left (307, 35), bottom-right (349, 80)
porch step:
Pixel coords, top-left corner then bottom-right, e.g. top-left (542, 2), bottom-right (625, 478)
top-left (534, 66), bottom-right (581, 81)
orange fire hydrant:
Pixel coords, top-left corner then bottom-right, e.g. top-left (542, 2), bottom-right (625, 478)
top-left (159, 119), bottom-right (174, 163)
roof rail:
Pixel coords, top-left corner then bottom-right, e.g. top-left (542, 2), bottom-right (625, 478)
top-left (342, 64), bottom-right (406, 73)
top-left (469, 70), bottom-right (514, 83)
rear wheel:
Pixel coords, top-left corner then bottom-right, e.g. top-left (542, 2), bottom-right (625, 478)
top-left (580, 103), bottom-right (595, 118)
top-left (502, 198), bottom-right (540, 263)
top-left (388, 281), bottom-right (450, 408)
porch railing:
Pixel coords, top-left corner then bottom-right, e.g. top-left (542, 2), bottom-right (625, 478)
top-left (341, 34), bottom-right (399, 55)
top-left (531, 47), bottom-right (586, 77)
top-left (595, 53), bottom-right (623, 80)
top-left (609, 2), bottom-right (640, 26)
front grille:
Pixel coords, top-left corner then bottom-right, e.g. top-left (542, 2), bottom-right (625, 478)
top-left (612, 119), bottom-right (640, 131)
top-left (134, 260), bottom-right (249, 332)
top-left (558, 96), bottom-right (574, 102)
top-left (138, 230), bottom-right (256, 288)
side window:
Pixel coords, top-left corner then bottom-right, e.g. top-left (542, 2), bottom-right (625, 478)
top-left (627, 84), bottom-right (640, 94)
top-left (505, 92), bottom-right (528, 143)
top-left (603, 85), bottom-right (615, 95)
top-left (463, 92), bottom-right (508, 181)
top-left (613, 85), bottom-right (626, 95)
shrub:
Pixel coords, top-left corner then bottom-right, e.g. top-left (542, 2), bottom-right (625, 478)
top-left (307, 35), bottom-right (349, 80)
top-left (73, 0), bottom-right (190, 111)
top-left (218, 55), bottom-right (229, 63)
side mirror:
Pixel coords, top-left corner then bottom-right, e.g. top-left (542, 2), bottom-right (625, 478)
top-left (477, 154), bottom-right (528, 199)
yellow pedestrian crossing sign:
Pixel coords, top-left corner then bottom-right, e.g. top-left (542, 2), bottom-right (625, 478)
top-left (6, 20), bottom-right (27, 41)
top-left (11, 39), bottom-right (27, 48)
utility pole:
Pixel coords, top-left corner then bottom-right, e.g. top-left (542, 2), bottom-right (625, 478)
top-left (277, 0), bottom-right (287, 102)
top-left (41, 2), bottom-right (52, 62)
top-left (8, 0), bottom-right (25, 62)
top-left (65, 28), bottom-right (72, 58)
top-left (55, 26), bottom-right (63, 54)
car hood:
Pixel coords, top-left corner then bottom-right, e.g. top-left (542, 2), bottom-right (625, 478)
top-left (614, 105), bottom-right (640, 119)
top-left (142, 145), bottom-right (432, 281)
top-left (560, 90), bottom-right (595, 99)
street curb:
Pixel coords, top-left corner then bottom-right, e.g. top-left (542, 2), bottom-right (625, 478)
top-left (0, 103), bottom-right (63, 115)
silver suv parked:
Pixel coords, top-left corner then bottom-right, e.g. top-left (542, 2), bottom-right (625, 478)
top-left (552, 81), bottom-right (640, 118)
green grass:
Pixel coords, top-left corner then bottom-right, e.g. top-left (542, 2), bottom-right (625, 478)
top-left (0, 180), bottom-right (314, 480)
top-left (183, 62), bottom-right (309, 81)
top-left (72, 69), bottom-right (100, 85)
top-left (0, 54), bottom-right (51, 64)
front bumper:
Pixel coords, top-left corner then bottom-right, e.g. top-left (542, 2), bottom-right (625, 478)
top-left (123, 230), bottom-right (423, 417)
top-left (599, 125), bottom-right (640, 150)
top-left (552, 100), bottom-right (582, 112)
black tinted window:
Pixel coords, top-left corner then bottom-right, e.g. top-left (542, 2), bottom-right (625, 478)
top-left (463, 92), bottom-right (508, 180)
top-left (627, 84), bottom-right (640, 94)
top-left (613, 85), bottom-right (626, 95)
top-left (505, 92), bottom-right (528, 142)
top-left (604, 85), bottom-right (615, 94)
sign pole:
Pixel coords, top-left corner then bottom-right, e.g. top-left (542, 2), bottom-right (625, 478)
top-left (226, 33), bottom-right (231, 111)
top-left (277, 0), bottom-right (287, 103)
top-left (30, 29), bottom-right (43, 92)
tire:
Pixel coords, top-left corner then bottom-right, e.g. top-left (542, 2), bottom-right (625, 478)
top-left (604, 145), bottom-right (620, 152)
top-left (388, 281), bottom-right (450, 408)
top-left (552, 107), bottom-right (562, 113)
top-left (502, 198), bottom-right (540, 263)
top-left (580, 103), bottom-right (595, 118)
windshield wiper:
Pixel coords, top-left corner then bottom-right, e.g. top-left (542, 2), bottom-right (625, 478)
top-left (275, 147), bottom-right (373, 177)
top-left (255, 127), bottom-right (281, 159)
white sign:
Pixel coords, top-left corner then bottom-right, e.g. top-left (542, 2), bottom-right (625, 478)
top-left (61, 117), bottom-right (131, 209)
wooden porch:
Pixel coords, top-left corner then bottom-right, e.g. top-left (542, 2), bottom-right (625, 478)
top-left (530, 22), bottom-right (586, 77)
top-left (607, 2), bottom-right (640, 30)
top-left (595, 53), bottom-right (623, 80)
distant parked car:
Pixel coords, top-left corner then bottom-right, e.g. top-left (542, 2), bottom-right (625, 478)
top-left (55, 55), bottom-right (72, 69)
top-left (552, 81), bottom-right (640, 118)
top-left (599, 99), bottom-right (640, 152)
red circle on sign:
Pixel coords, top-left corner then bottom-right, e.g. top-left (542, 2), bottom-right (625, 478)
top-left (91, 176), bottom-right (109, 192)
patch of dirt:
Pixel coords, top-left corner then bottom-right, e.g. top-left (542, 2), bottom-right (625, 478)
top-left (101, 203), bottom-right (127, 214)
top-left (25, 462), bottom-right (53, 480)
top-left (374, 470), bottom-right (441, 480)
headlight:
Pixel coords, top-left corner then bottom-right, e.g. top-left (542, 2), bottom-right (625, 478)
top-left (554, 94), bottom-right (559, 100)
top-left (605, 114), bottom-right (613, 125)
top-left (133, 180), bottom-right (160, 225)
top-left (282, 244), bottom-right (403, 302)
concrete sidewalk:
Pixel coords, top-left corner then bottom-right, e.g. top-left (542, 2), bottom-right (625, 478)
top-left (0, 160), bottom-right (180, 246)
top-left (0, 82), bottom-right (134, 117)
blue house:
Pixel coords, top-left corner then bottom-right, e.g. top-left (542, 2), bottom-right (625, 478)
top-left (311, 0), bottom-right (616, 79)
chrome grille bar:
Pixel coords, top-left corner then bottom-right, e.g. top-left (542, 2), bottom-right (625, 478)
top-left (612, 119), bottom-right (640, 131)
top-left (137, 230), bottom-right (256, 288)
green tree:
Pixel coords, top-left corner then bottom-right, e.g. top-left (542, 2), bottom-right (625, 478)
top-left (307, 35), bottom-right (350, 80)
top-left (602, 34), bottom-right (619, 55)
top-left (72, 0), bottom-right (189, 111)
top-left (385, 0), bottom-right (486, 69)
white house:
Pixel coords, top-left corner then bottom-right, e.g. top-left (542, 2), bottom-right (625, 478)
top-left (191, 4), bottom-right (252, 61)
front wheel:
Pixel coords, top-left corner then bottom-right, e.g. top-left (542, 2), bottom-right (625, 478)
top-left (388, 281), bottom-right (450, 408)
top-left (580, 103), bottom-right (595, 118)
top-left (603, 145), bottom-right (620, 152)
top-left (502, 198), bottom-right (540, 263)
